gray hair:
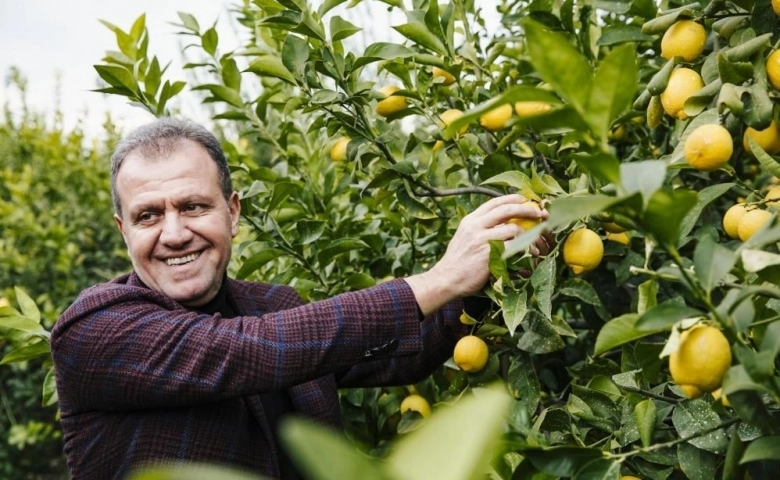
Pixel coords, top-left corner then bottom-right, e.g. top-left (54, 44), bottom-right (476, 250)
top-left (110, 117), bottom-right (233, 216)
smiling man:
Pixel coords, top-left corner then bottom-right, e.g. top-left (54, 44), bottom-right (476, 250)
top-left (51, 117), bottom-right (548, 479)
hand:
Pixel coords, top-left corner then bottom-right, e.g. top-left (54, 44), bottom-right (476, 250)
top-left (406, 194), bottom-right (548, 315)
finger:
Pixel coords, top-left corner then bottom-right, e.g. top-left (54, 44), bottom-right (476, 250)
top-left (470, 194), bottom-right (527, 217)
top-left (476, 201), bottom-right (545, 229)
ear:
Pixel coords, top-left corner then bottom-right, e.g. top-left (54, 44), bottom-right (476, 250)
top-left (229, 192), bottom-right (241, 237)
top-left (114, 214), bottom-right (128, 242)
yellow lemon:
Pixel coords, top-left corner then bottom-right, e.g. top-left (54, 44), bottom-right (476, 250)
top-left (766, 185), bottom-right (780, 209)
top-left (712, 387), bottom-right (731, 407)
top-left (601, 221), bottom-right (627, 233)
top-left (439, 109), bottom-right (468, 135)
top-left (399, 394), bottom-right (431, 418)
top-left (606, 232), bottom-right (631, 245)
top-left (608, 124), bottom-right (626, 141)
top-left (722, 203), bottom-right (749, 239)
top-left (508, 202), bottom-right (543, 231)
top-left (0, 298), bottom-right (9, 308)
top-left (743, 121), bottom-right (780, 156)
top-left (774, 0), bottom-right (780, 14)
top-left (683, 124), bottom-right (733, 171)
top-left (329, 137), bottom-right (350, 162)
top-left (621, 477), bottom-right (642, 480)
top-left (376, 85), bottom-right (407, 117)
top-left (769, 50), bottom-right (780, 91)
top-left (453, 335), bottom-right (489, 373)
top-left (514, 101), bottom-right (552, 119)
top-left (669, 325), bottom-right (731, 398)
top-left (432, 66), bottom-right (456, 86)
top-left (661, 20), bottom-right (707, 62)
top-left (660, 68), bottom-right (704, 120)
top-left (479, 104), bottom-right (513, 132)
top-left (432, 140), bottom-right (444, 153)
top-left (738, 208), bottom-right (772, 241)
top-left (563, 228), bottom-right (604, 275)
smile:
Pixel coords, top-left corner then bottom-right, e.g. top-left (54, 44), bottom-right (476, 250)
top-left (165, 252), bottom-right (201, 266)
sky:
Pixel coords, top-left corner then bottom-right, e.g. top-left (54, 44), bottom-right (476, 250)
top-left (0, 1), bottom-right (239, 136)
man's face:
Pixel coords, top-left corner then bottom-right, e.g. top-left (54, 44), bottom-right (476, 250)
top-left (113, 140), bottom-right (240, 307)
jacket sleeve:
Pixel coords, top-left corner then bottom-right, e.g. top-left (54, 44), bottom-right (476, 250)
top-left (51, 278), bottom-right (426, 414)
top-left (335, 299), bottom-right (469, 388)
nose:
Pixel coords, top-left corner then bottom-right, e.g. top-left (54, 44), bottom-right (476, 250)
top-left (159, 213), bottom-right (193, 248)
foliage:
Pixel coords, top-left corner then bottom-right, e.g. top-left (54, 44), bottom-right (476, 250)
top-left (81, 0), bottom-right (780, 477)
top-left (0, 71), bottom-right (130, 478)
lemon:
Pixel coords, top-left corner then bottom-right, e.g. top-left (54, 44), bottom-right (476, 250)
top-left (661, 20), bottom-right (706, 62)
top-left (376, 85), bottom-right (407, 117)
top-left (606, 232), bottom-right (630, 245)
top-left (563, 228), bottom-right (604, 275)
top-left (432, 140), bottom-right (444, 153)
top-left (669, 324), bottom-right (731, 399)
top-left (607, 124), bottom-right (626, 141)
top-left (439, 109), bottom-right (468, 135)
top-left (765, 185), bottom-right (780, 209)
top-left (0, 298), bottom-right (9, 308)
top-left (722, 203), bottom-right (749, 239)
top-left (453, 335), bottom-right (489, 373)
top-left (432, 66), bottom-right (456, 86)
top-left (507, 201), bottom-right (542, 230)
top-left (601, 221), bottom-right (627, 233)
top-left (329, 137), bottom-right (350, 162)
top-left (738, 208), bottom-right (772, 241)
top-left (479, 104), bottom-right (513, 132)
top-left (514, 101), bottom-right (552, 119)
top-left (774, 0), bottom-right (780, 15)
top-left (768, 50), bottom-right (780, 91)
top-left (399, 394), bottom-right (431, 418)
top-left (683, 124), bottom-right (733, 171)
top-left (620, 477), bottom-right (642, 480)
top-left (743, 121), bottom-right (780, 156)
top-left (660, 68), bottom-right (704, 120)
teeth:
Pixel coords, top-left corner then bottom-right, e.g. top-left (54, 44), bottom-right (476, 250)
top-left (166, 253), bottom-right (200, 266)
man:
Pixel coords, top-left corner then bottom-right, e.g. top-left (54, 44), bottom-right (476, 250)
top-left (51, 117), bottom-right (548, 479)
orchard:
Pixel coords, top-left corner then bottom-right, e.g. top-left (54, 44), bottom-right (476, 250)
top-left (2, 0), bottom-right (780, 478)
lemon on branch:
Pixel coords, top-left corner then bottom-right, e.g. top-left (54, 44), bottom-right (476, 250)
top-left (722, 203), bottom-right (749, 239)
top-left (514, 101), bottom-right (551, 119)
top-left (479, 104), bottom-right (513, 132)
top-left (439, 108), bottom-right (468, 135)
top-left (563, 228), bottom-right (604, 275)
top-left (453, 335), bottom-right (489, 373)
top-left (765, 185), bottom-right (780, 209)
top-left (669, 324), bottom-right (731, 399)
top-left (744, 121), bottom-right (780, 156)
top-left (661, 20), bottom-right (706, 62)
top-left (767, 50), bottom-right (780, 90)
top-left (738, 208), bottom-right (772, 241)
top-left (400, 394), bottom-right (431, 418)
top-left (659, 68), bottom-right (704, 120)
top-left (329, 137), bottom-right (350, 162)
top-left (431, 66), bottom-right (456, 86)
top-left (508, 201), bottom-right (543, 230)
top-left (683, 124), bottom-right (733, 171)
top-left (376, 85), bottom-right (406, 117)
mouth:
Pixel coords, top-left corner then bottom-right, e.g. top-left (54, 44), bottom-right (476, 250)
top-left (165, 252), bottom-right (201, 266)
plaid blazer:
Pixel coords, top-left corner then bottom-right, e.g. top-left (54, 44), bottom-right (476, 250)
top-left (51, 272), bottom-right (466, 479)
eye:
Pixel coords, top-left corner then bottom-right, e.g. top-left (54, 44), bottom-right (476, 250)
top-left (137, 211), bottom-right (159, 224)
top-left (183, 203), bottom-right (205, 213)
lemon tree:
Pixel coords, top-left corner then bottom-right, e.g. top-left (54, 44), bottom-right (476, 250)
top-left (23, 0), bottom-right (780, 478)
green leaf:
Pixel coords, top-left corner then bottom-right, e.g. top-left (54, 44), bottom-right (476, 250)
top-left (741, 436), bottom-right (780, 464)
top-left (634, 399), bottom-right (657, 448)
top-left (587, 43), bottom-right (638, 139)
top-left (201, 27), bottom-right (218, 56)
top-left (396, 189), bottom-right (437, 219)
top-left (672, 399), bottom-right (729, 454)
top-left (557, 278), bottom-right (607, 320)
top-left (642, 188), bottom-right (699, 246)
top-left (677, 442), bottom-right (719, 480)
top-left (620, 160), bottom-right (666, 204)
top-left (502, 290), bottom-right (528, 336)
top-left (694, 236), bottom-right (738, 293)
top-left (519, 446), bottom-right (604, 477)
top-left (571, 152), bottom-right (621, 184)
top-left (530, 256), bottom-right (555, 320)
top-left (14, 287), bottom-right (40, 324)
top-left (294, 220), bottom-right (326, 245)
top-left (42, 367), bottom-right (58, 407)
top-left (594, 314), bottom-right (667, 356)
top-left (128, 462), bottom-right (264, 480)
top-left (245, 56), bottom-right (298, 85)
top-left (572, 458), bottom-right (621, 480)
top-left (236, 249), bottom-right (287, 279)
top-left (393, 18), bottom-right (447, 55)
top-left (521, 19), bottom-right (591, 120)
top-left (318, 0), bottom-right (348, 16)
top-left (353, 43), bottom-right (415, 69)
top-left (507, 352), bottom-right (540, 413)
top-left (268, 181), bottom-right (301, 212)
top-left (748, 136), bottom-right (780, 177)
top-left (386, 385), bottom-right (511, 480)
top-left (144, 57), bottom-right (162, 97)
top-left (281, 34), bottom-right (309, 81)
top-left (723, 429), bottom-right (748, 480)
top-left (176, 12), bottom-right (201, 33)
top-left (518, 311), bottom-right (565, 354)
top-left (1, 341), bottom-right (50, 365)
top-left (637, 279), bottom-right (657, 315)
top-left (0, 314), bottom-right (45, 337)
top-left (330, 16), bottom-right (361, 42)
top-left (679, 182), bottom-right (734, 238)
top-left (317, 238), bottom-right (370, 265)
top-left (635, 302), bottom-right (703, 331)
top-left (94, 64), bottom-right (138, 94)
